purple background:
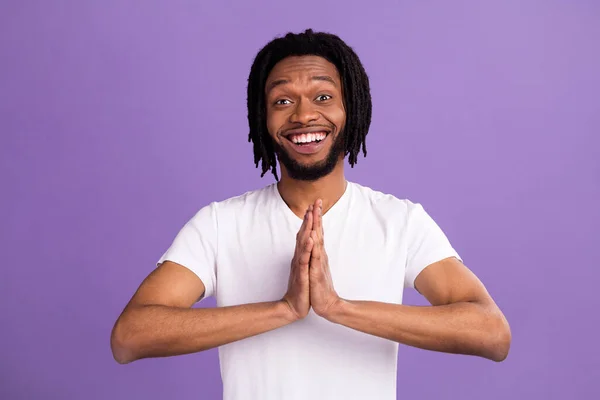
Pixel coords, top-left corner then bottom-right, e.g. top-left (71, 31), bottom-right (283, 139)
top-left (1, 1), bottom-right (599, 399)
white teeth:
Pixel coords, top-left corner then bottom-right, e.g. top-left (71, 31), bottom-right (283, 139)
top-left (291, 132), bottom-right (327, 144)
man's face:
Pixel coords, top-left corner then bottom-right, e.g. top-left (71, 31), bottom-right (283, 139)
top-left (265, 56), bottom-right (346, 181)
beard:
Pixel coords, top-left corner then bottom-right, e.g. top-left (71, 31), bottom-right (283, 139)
top-left (273, 131), bottom-right (345, 181)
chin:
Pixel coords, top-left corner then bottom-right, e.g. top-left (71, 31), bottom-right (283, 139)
top-left (274, 133), bottom-right (345, 181)
top-left (282, 157), bottom-right (339, 181)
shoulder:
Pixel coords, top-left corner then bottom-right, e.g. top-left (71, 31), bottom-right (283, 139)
top-left (189, 184), bottom-right (276, 223)
top-left (213, 184), bottom-right (276, 211)
top-left (349, 182), bottom-right (421, 218)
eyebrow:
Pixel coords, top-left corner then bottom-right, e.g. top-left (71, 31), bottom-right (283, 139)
top-left (266, 75), bottom-right (338, 92)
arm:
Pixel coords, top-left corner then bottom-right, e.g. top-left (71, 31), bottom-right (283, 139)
top-left (111, 205), bottom-right (316, 365)
top-left (324, 257), bottom-right (511, 361)
top-left (110, 261), bottom-right (293, 364)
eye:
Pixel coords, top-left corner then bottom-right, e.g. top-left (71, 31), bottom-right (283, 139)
top-left (274, 99), bottom-right (292, 105)
top-left (316, 94), bottom-right (332, 102)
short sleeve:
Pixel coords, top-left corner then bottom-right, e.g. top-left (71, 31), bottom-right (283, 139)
top-left (156, 202), bottom-right (218, 301)
top-left (404, 202), bottom-right (461, 290)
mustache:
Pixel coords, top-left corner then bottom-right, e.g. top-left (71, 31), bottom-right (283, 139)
top-left (281, 124), bottom-right (334, 136)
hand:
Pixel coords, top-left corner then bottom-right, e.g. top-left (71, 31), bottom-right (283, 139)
top-left (282, 205), bottom-right (315, 321)
top-left (309, 199), bottom-right (341, 319)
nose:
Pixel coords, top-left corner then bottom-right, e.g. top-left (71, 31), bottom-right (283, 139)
top-left (289, 98), bottom-right (319, 125)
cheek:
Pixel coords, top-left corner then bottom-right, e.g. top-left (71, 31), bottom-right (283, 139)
top-left (328, 103), bottom-right (346, 131)
top-left (265, 108), bottom-right (281, 138)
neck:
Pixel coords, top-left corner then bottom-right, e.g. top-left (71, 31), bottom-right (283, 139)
top-left (277, 160), bottom-right (347, 218)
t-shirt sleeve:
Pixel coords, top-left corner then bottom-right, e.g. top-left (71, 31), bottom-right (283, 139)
top-left (156, 202), bottom-right (218, 301)
top-left (404, 202), bottom-right (461, 290)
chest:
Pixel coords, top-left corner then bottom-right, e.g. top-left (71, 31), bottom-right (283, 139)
top-left (214, 212), bottom-right (408, 306)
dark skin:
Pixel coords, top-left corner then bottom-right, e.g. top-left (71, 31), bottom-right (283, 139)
top-left (265, 55), bottom-right (347, 218)
top-left (110, 55), bottom-right (510, 365)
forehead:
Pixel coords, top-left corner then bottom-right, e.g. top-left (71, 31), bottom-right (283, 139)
top-left (266, 55), bottom-right (341, 84)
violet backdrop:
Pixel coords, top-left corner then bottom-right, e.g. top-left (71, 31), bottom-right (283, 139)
top-left (1, 1), bottom-right (599, 399)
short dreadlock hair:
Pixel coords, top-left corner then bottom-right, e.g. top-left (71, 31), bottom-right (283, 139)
top-left (247, 29), bottom-right (372, 180)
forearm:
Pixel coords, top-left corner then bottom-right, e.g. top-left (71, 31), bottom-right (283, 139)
top-left (111, 300), bottom-right (293, 364)
top-left (326, 299), bottom-right (510, 361)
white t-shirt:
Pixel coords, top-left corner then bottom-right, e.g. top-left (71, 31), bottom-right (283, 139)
top-left (157, 181), bottom-right (460, 400)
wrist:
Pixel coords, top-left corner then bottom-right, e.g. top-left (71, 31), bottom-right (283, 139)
top-left (323, 297), bottom-right (348, 323)
top-left (277, 299), bottom-right (300, 323)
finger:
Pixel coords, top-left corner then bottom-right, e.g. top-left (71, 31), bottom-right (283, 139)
top-left (309, 230), bottom-right (321, 265)
top-left (296, 207), bottom-right (310, 238)
top-left (296, 206), bottom-right (313, 245)
top-left (306, 205), bottom-right (314, 233)
top-left (320, 206), bottom-right (324, 236)
top-left (302, 206), bottom-right (314, 244)
top-left (317, 199), bottom-right (324, 237)
top-left (298, 235), bottom-right (314, 266)
top-left (312, 200), bottom-right (322, 240)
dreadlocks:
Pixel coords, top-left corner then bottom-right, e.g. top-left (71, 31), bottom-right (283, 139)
top-left (247, 29), bottom-right (372, 180)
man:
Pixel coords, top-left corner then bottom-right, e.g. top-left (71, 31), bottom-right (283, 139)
top-left (111, 29), bottom-right (511, 399)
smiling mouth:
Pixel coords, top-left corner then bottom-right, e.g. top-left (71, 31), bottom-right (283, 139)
top-left (285, 131), bottom-right (329, 146)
